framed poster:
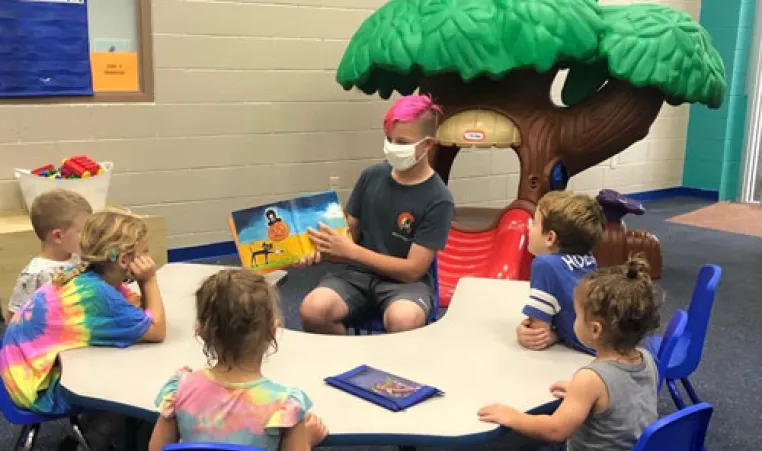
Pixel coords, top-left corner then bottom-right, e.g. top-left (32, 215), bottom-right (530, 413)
top-left (0, 0), bottom-right (94, 97)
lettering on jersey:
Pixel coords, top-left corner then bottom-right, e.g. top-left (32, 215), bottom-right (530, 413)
top-left (561, 254), bottom-right (597, 271)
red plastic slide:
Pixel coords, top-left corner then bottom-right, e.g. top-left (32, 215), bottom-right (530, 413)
top-left (437, 207), bottom-right (533, 307)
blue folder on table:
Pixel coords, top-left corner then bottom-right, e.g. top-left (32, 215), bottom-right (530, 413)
top-left (324, 365), bottom-right (443, 412)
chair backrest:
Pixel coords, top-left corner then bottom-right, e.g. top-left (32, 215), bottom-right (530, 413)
top-left (632, 402), bottom-right (713, 451)
top-left (656, 310), bottom-right (688, 393)
top-left (677, 264), bottom-right (722, 376)
top-left (164, 444), bottom-right (266, 451)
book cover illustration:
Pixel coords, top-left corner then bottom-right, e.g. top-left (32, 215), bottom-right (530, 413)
top-left (346, 367), bottom-right (423, 399)
top-left (229, 190), bottom-right (348, 272)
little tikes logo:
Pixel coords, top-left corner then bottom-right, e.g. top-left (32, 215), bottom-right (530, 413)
top-left (396, 212), bottom-right (415, 236)
top-left (463, 130), bottom-right (485, 142)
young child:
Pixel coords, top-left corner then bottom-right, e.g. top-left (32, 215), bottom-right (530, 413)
top-left (517, 190), bottom-right (606, 354)
top-left (149, 269), bottom-right (328, 451)
top-left (479, 257), bottom-right (661, 450)
top-left (5, 189), bottom-right (93, 322)
top-left (0, 208), bottom-right (166, 414)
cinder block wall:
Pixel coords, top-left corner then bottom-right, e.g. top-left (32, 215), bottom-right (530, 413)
top-left (683, 0), bottom-right (757, 200)
top-left (0, 0), bottom-right (699, 251)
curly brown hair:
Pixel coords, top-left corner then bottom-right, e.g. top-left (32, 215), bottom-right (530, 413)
top-left (578, 255), bottom-right (662, 353)
top-left (537, 190), bottom-right (606, 255)
top-left (195, 269), bottom-right (280, 367)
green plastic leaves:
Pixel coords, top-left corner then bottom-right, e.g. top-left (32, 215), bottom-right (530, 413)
top-left (336, 0), bottom-right (603, 98)
top-left (598, 4), bottom-right (726, 108)
top-left (336, 0), bottom-right (727, 108)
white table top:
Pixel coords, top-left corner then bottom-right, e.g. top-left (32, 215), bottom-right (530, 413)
top-left (59, 263), bottom-right (592, 446)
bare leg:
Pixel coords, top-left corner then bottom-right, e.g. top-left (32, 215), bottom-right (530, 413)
top-left (299, 287), bottom-right (350, 335)
top-left (383, 300), bottom-right (427, 333)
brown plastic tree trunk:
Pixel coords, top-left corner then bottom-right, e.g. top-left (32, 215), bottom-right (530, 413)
top-left (422, 69), bottom-right (665, 209)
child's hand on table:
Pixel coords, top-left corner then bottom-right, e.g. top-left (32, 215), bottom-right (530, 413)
top-left (477, 403), bottom-right (521, 427)
top-left (516, 319), bottom-right (558, 350)
top-left (550, 380), bottom-right (571, 399)
top-left (305, 412), bottom-right (328, 446)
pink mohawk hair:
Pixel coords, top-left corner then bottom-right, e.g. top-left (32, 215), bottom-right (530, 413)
top-left (383, 94), bottom-right (443, 135)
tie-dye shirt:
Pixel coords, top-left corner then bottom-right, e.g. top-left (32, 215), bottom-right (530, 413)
top-left (0, 270), bottom-right (152, 415)
top-left (155, 367), bottom-right (312, 451)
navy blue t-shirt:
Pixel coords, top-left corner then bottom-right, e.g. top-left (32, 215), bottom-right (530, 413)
top-left (344, 162), bottom-right (454, 282)
top-left (522, 253), bottom-right (597, 354)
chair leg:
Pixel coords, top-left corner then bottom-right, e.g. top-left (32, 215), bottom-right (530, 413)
top-left (681, 377), bottom-right (702, 405)
top-left (11, 425), bottom-right (31, 451)
top-left (667, 379), bottom-right (686, 410)
top-left (14, 424), bottom-right (40, 451)
top-left (70, 415), bottom-right (92, 451)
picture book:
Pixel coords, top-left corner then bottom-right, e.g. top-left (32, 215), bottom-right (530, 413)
top-left (324, 365), bottom-right (443, 412)
top-left (228, 190), bottom-right (348, 272)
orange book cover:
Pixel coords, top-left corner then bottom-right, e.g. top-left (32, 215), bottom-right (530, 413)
top-left (228, 190), bottom-right (348, 272)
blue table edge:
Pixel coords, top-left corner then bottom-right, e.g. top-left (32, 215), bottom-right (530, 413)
top-left (60, 386), bottom-right (560, 446)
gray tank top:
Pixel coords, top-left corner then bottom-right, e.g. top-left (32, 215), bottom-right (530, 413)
top-left (567, 349), bottom-right (658, 451)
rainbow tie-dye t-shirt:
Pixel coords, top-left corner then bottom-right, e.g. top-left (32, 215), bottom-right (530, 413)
top-left (155, 368), bottom-right (312, 451)
top-left (0, 270), bottom-right (152, 415)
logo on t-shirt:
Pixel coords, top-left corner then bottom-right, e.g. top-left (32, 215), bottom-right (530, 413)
top-left (396, 212), bottom-right (415, 237)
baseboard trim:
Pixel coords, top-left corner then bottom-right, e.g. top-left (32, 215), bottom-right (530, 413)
top-left (624, 186), bottom-right (719, 202)
top-left (167, 241), bottom-right (238, 263)
top-left (167, 186), bottom-right (720, 263)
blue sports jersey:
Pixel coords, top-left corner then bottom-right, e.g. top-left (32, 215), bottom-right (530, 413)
top-left (522, 253), bottom-right (597, 354)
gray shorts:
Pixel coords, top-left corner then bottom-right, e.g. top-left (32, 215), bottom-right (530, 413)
top-left (318, 268), bottom-right (433, 324)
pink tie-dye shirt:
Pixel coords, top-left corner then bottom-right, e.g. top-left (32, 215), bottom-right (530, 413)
top-left (155, 367), bottom-right (311, 451)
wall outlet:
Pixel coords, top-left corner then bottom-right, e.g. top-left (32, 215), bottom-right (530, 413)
top-left (329, 176), bottom-right (340, 190)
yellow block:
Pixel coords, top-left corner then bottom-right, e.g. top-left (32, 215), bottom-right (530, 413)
top-left (0, 208), bottom-right (167, 314)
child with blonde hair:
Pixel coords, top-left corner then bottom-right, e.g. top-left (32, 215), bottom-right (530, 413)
top-left (0, 208), bottom-right (166, 449)
top-left (479, 256), bottom-right (661, 451)
top-left (150, 268), bottom-right (328, 451)
top-left (5, 189), bottom-right (93, 322)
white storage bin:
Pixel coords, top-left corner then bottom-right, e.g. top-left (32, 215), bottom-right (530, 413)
top-left (14, 161), bottom-right (114, 211)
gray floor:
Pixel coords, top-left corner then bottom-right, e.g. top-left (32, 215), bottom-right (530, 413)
top-left (1, 197), bottom-right (761, 450)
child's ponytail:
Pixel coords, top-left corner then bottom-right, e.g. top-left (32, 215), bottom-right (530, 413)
top-left (52, 261), bottom-right (90, 286)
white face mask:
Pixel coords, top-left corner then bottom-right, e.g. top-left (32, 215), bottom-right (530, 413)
top-left (384, 138), bottom-right (428, 171)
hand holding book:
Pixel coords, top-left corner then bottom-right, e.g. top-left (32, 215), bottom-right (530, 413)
top-left (228, 191), bottom-right (349, 272)
top-left (307, 222), bottom-right (358, 262)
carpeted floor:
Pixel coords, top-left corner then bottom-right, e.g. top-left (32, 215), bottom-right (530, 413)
top-left (1, 197), bottom-right (760, 450)
top-left (668, 201), bottom-right (762, 237)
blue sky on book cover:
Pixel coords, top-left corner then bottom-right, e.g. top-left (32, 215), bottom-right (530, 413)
top-left (232, 191), bottom-right (346, 244)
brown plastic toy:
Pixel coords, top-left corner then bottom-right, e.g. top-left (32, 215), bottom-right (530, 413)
top-left (594, 190), bottom-right (663, 278)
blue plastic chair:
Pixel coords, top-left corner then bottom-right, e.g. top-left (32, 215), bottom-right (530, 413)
top-left (0, 340), bottom-right (89, 451)
top-left (655, 309), bottom-right (688, 394)
top-left (647, 265), bottom-right (722, 409)
top-left (631, 402), bottom-right (713, 451)
top-left (164, 444), bottom-right (266, 451)
top-left (349, 257), bottom-right (440, 334)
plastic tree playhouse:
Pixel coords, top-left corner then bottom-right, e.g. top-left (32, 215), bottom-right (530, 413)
top-left (336, 0), bottom-right (727, 306)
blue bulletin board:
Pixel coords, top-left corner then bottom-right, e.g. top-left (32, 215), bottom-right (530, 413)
top-left (0, 0), bottom-right (93, 98)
